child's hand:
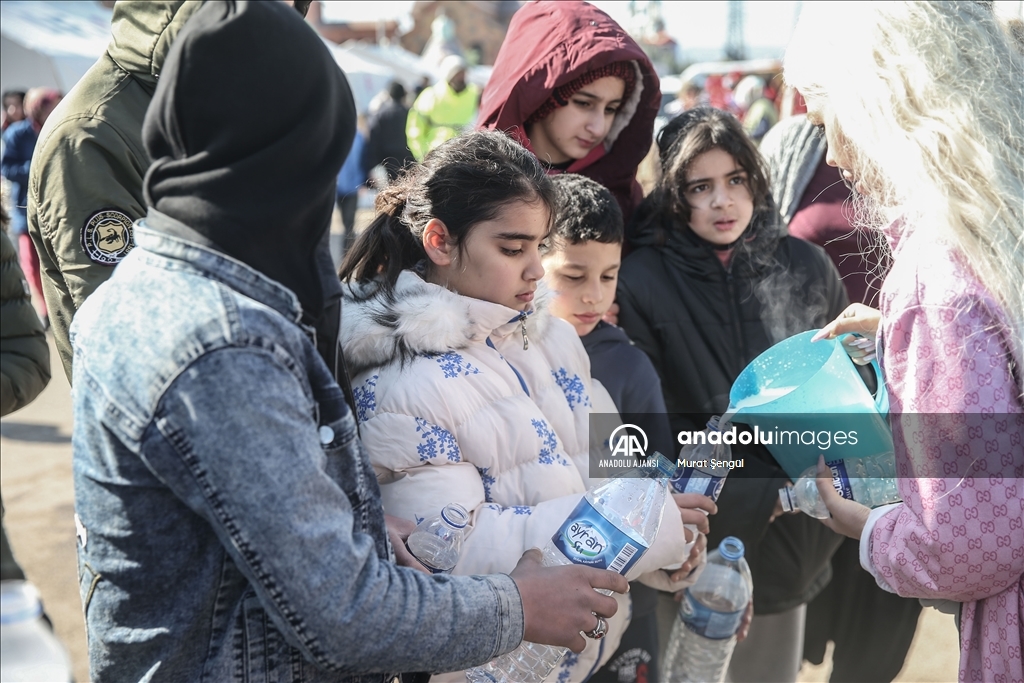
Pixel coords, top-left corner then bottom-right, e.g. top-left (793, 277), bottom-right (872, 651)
top-left (386, 514), bottom-right (429, 574)
top-left (668, 531), bottom-right (706, 582)
top-left (814, 455), bottom-right (870, 539)
top-left (672, 493), bottom-right (717, 536)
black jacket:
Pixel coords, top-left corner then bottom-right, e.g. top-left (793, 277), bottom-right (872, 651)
top-left (618, 203), bottom-right (848, 614)
top-left (361, 99), bottom-right (414, 180)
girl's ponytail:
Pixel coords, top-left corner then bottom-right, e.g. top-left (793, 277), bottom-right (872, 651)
top-left (338, 174), bottom-right (426, 297)
top-left (339, 131), bottom-right (556, 298)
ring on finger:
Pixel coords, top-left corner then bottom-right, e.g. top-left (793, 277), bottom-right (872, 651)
top-left (584, 615), bottom-right (607, 640)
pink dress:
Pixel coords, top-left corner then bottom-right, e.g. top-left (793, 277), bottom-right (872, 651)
top-left (861, 226), bottom-right (1024, 683)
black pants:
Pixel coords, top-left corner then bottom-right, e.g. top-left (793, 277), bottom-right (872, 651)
top-left (336, 193), bottom-right (358, 255)
top-left (803, 537), bottom-right (921, 682)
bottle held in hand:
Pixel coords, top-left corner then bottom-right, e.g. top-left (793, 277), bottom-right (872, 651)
top-left (406, 503), bottom-right (470, 574)
top-left (662, 537), bottom-right (752, 683)
top-left (779, 452), bottom-right (901, 519)
top-left (466, 455), bottom-right (675, 683)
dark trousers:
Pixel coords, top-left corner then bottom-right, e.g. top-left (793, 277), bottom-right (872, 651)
top-left (336, 193), bottom-right (358, 255)
top-left (804, 537), bottom-right (921, 682)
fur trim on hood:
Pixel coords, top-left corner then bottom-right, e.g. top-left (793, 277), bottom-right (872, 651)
top-left (341, 270), bottom-right (555, 376)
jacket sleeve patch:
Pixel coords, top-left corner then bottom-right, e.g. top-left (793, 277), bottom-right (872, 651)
top-left (81, 209), bottom-right (135, 265)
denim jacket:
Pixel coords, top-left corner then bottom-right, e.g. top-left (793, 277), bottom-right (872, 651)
top-left (70, 223), bottom-right (524, 683)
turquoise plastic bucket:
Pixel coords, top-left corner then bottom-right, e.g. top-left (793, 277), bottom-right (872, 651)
top-left (725, 330), bottom-right (893, 480)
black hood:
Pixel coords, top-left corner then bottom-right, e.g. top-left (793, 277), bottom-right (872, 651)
top-left (142, 0), bottom-right (355, 321)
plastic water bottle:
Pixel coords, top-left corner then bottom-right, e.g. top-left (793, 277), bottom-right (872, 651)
top-left (466, 455), bottom-right (675, 683)
top-left (779, 452), bottom-right (901, 519)
top-left (666, 417), bottom-right (732, 571)
top-left (0, 581), bottom-right (73, 683)
top-left (662, 537), bottom-right (752, 683)
top-left (406, 503), bottom-right (469, 574)
top-left (672, 416), bottom-right (733, 501)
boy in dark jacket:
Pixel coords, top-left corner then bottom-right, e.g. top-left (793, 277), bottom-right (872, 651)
top-left (543, 174), bottom-right (682, 683)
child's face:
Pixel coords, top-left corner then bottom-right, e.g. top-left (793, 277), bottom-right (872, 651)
top-left (528, 76), bottom-right (625, 164)
top-left (543, 240), bottom-right (621, 336)
top-left (439, 200), bottom-right (549, 311)
top-left (684, 147), bottom-right (754, 246)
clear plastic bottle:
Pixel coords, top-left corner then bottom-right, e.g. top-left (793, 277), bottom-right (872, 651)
top-left (0, 580), bottom-right (73, 683)
top-left (406, 503), bottom-right (470, 574)
top-left (662, 537), bottom-right (752, 683)
top-left (466, 455), bottom-right (675, 683)
top-left (672, 416), bottom-right (733, 501)
top-left (779, 452), bottom-right (901, 519)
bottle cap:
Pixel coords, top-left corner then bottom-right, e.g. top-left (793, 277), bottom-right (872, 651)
top-left (779, 487), bottom-right (795, 513)
top-left (440, 503), bottom-right (469, 529)
top-left (718, 536), bottom-right (745, 562)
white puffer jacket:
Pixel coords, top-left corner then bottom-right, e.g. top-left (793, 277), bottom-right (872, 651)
top-left (342, 271), bottom-right (693, 682)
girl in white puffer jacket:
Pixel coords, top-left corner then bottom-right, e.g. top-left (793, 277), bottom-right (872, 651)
top-left (339, 132), bottom-right (705, 682)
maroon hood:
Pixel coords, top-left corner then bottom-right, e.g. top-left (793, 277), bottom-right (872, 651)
top-left (478, 0), bottom-right (660, 221)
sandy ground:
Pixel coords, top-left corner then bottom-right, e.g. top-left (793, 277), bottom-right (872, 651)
top-left (1, 209), bottom-right (959, 682)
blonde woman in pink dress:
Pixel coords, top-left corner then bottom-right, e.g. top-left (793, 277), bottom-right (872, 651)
top-left (785, 3), bottom-right (1023, 682)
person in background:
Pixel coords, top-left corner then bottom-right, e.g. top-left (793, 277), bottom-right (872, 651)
top-left (664, 79), bottom-right (702, 117)
top-left (1, 203), bottom-right (68, 679)
top-left (336, 119), bottom-right (366, 256)
top-left (733, 76), bottom-right (778, 146)
top-left (26, 1), bottom-right (312, 383)
top-left (478, 0), bottom-right (660, 225)
top-left (406, 55), bottom-right (479, 161)
top-left (787, 3), bottom-right (1023, 681)
top-left (760, 113), bottom-right (885, 308)
top-left (760, 112), bottom-right (922, 683)
top-left (618, 108), bottom-right (849, 682)
top-left (1, 91), bottom-right (25, 133)
top-left (542, 173), bottom-right (712, 683)
top-left (71, 5), bottom-right (628, 681)
top-left (1, 87), bottom-right (61, 326)
top-left (362, 81), bottom-right (414, 183)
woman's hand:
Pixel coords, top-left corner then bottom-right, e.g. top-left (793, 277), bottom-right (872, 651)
top-left (667, 532), bottom-right (707, 582)
top-left (811, 303), bottom-right (881, 365)
top-left (814, 455), bottom-right (870, 539)
top-left (386, 514), bottom-right (429, 574)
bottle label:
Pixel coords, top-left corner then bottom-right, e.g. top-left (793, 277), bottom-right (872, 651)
top-left (670, 468), bottom-right (726, 501)
top-left (679, 590), bottom-right (744, 640)
top-left (826, 459), bottom-right (854, 500)
top-left (552, 499), bottom-right (648, 575)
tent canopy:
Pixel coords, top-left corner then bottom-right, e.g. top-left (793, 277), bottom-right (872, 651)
top-left (0, 0), bottom-right (112, 95)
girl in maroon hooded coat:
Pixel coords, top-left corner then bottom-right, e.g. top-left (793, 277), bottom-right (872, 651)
top-left (478, 0), bottom-right (661, 225)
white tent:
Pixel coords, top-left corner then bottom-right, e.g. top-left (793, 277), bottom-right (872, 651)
top-left (0, 0), bottom-right (112, 96)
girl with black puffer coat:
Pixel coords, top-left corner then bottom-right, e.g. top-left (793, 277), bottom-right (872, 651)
top-left (617, 107), bottom-right (849, 683)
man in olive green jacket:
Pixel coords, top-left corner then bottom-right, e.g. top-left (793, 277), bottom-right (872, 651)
top-left (27, 1), bottom-right (204, 380)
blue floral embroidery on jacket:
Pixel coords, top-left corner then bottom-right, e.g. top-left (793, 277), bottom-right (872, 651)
top-left (532, 418), bottom-right (569, 466)
top-left (414, 418), bottom-right (461, 463)
top-left (477, 466), bottom-right (496, 502)
top-left (551, 368), bottom-right (591, 411)
top-left (482, 503), bottom-right (532, 516)
top-left (353, 374), bottom-right (378, 422)
top-left (557, 652), bottom-right (580, 683)
top-left (424, 351), bottom-right (481, 378)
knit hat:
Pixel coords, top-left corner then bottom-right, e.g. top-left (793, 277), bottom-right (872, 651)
top-left (526, 61), bottom-right (636, 126)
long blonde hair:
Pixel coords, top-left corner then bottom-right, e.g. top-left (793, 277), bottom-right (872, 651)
top-left (785, 1), bottom-right (1024, 370)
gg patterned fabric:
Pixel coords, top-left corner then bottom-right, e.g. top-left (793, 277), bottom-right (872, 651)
top-left (868, 226), bottom-right (1024, 683)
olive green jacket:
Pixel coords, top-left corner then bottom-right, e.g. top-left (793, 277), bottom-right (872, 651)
top-left (27, 1), bottom-right (202, 381)
top-left (1, 230), bottom-right (50, 416)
